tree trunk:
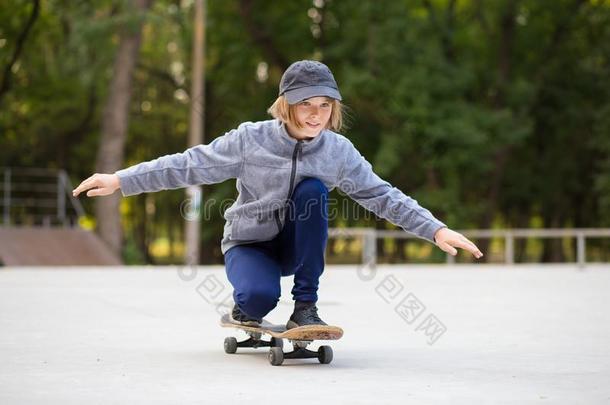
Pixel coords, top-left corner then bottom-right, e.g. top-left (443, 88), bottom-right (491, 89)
top-left (95, 0), bottom-right (152, 258)
top-left (185, 0), bottom-right (206, 265)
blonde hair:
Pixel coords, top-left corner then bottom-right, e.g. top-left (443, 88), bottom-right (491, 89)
top-left (267, 95), bottom-right (344, 133)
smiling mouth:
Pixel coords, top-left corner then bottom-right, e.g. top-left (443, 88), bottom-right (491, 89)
top-left (306, 122), bottom-right (320, 128)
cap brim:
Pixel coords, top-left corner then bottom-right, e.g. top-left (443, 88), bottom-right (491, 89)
top-left (283, 86), bottom-right (342, 104)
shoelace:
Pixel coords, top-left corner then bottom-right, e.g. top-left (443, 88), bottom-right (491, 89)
top-left (300, 305), bottom-right (322, 322)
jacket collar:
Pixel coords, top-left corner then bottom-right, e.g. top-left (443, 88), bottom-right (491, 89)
top-left (276, 119), bottom-right (326, 149)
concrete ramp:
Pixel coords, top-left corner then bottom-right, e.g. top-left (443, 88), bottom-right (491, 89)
top-left (0, 227), bottom-right (121, 266)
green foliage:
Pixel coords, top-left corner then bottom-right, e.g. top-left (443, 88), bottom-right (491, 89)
top-left (1, 0), bottom-right (608, 263)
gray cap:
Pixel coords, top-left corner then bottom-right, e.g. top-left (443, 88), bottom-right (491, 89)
top-left (279, 60), bottom-right (342, 104)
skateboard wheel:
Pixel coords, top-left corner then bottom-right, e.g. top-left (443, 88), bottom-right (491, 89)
top-left (224, 337), bottom-right (238, 354)
top-left (270, 337), bottom-right (284, 350)
top-left (268, 347), bottom-right (284, 366)
top-left (317, 345), bottom-right (333, 364)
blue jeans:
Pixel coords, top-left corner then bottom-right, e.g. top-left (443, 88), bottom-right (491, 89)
top-left (224, 178), bottom-right (328, 320)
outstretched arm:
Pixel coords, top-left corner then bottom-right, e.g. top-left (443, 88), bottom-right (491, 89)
top-left (72, 125), bottom-right (245, 198)
top-left (337, 139), bottom-right (483, 259)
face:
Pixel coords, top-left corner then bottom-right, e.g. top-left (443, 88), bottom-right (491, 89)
top-left (286, 96), bottom-right (333, 140)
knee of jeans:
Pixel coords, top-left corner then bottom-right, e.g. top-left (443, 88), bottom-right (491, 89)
top-left (293, 178), bottom-right (327, 201)
top-left (237, 286), bottom-right (280, 317)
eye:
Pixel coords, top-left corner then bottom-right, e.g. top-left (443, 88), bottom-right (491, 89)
top-left (321, 103), bottom-right (330, 108)
top-left (300, 101), bottom-right (310, 106)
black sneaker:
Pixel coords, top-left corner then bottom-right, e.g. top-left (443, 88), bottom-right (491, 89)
top-left (229, 304), bottom-right (261, 327)
top-left (286, 301), bottom-right (327, 329)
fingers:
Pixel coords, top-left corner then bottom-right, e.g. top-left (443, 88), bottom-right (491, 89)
top-left (72, 174), bottom-right (101, 197)
top-left (453, 238), bottom-right (483, 259)
top-left (459, 236), bottom-right (483, 258)
top-left (86, 187), bottom-right (108, 197)
top-left (440, 242), bottom-right (458, 256)
top-left (439, 234), bottom-right (484, 259)
top-left (72, 177), bottom-right (92, 197)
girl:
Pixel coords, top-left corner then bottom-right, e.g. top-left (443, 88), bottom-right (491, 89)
top-left (73, 60), bottom-right (483, 329)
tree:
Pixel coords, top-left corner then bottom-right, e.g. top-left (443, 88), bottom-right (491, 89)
top-left (95, 0), bottom-right (153, 257)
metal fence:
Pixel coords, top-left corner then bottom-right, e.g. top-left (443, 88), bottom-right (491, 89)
top-left (2, 167), bottom-right (608, 267)
top-left (1, 167), bottom-right (85, 227)
top-left (328, 227), bottom-right (610, 267)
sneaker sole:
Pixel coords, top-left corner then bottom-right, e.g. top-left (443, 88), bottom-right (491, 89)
top-left (286, 320), bottom-right (328, 329)
top-left (229, 314), bottom-right (261, 328)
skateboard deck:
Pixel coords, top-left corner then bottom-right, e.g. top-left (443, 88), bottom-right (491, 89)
top-left (220, 313), bottom-right (343, 340)
top-left (220, 313), bottom-right (343, 366)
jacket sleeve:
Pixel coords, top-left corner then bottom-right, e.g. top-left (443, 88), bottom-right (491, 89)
top-left (115, 127), bottom-right (244, 197)
top-left (336, 140), bottom-right (446, 243)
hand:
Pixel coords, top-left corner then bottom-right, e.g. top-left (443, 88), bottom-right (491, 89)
top-left (434, 227), bottom-right (483, 259)
top-left (72, 173), bottom-right (120, 197)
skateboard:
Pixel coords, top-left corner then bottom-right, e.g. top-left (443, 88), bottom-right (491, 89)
top-left (220, 313), bottom-right (343, 366)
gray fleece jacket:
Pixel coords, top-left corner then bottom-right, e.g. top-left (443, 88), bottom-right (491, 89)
top-left (116, 119), bottom-right (446, 254)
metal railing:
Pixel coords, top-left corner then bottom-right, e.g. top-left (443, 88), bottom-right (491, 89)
top-left (1, 167), bottom-right (85, 227)
top-left (328, 227), bottom-right (610, 267)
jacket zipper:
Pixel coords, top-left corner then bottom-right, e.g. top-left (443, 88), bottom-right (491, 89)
top-left (275, 141), bottom-right (302, 232)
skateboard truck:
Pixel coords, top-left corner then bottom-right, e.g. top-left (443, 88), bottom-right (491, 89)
top-left (280, 340), bottom-right (333, 363)
top-left (224, 333), bottom-right (332, 366)
top-left (220, 314), bottom-right (341, 366)
top-left (224, 332), bottom-right (283, 351)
